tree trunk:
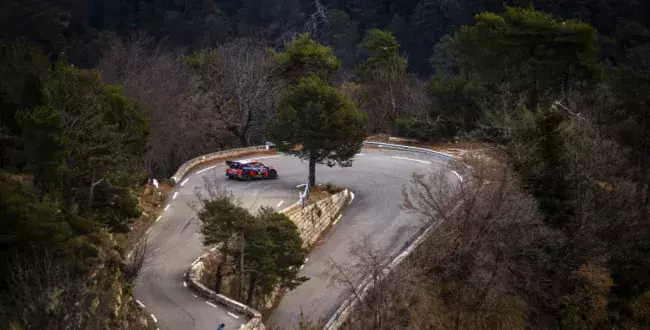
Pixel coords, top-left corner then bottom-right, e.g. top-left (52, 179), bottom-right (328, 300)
top-left (308, 152), bottom-right (316, 187)
top-left (238, 132), bottom-right (248, 147)
top-left (88, 178), bottom-right (108, 215)
top-left (639, 110), bottom-right (650, 220)
top-left (239, 232), bottom-right (245, 301)
top-left (246, 272), bottom-right (257, 306)
top-left (215, 241), bottom-right (229, 294)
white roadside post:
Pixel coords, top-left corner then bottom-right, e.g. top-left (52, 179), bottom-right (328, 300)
top-left (298, 181), bottom-right (310, 208)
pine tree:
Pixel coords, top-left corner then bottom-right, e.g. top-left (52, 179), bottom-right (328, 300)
top-left (270, 76), bottom-right (366, 186)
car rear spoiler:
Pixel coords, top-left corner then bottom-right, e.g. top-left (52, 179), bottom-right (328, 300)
top-left (225, 160), bottom-right (244, 168)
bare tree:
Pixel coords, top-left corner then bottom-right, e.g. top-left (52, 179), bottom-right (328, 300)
top-left (123, 238), bottom-right (155, 289)
top-left (360, 66), bottom-right (410, 134)
top-left (98, 33), bottom-right (232, 178)
top-left (354, 64), bottom-right (428, 135)
top-left (398, 161), bottom-right (561, 328)
top-left (326, 235), bottom-right (420, 329)
top-left (304, 0), bottom-right (327, 38)
top-left (187, 39), bottom-right (282, 147)
top-left (0, 247), bottom-right (115, 330)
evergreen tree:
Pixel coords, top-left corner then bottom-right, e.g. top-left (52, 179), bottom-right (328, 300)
top-left (453, 6), bottom-right (600, 109)
top-left (241, 207), bottom-right (307, 305)
top-left (355, 29), bottom-right (410, 133)
top-left (270, 76), bottom-right (366, 186)
top-left (198, 193), bottom-right (253, 293)
top-left (275, 33), bottom-right (341, 85)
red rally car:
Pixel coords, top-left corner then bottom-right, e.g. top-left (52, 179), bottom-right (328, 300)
top-left (225, 160), bottom-right (278, 180)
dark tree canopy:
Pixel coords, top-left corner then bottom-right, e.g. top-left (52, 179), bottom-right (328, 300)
top-left (2, 0), bottom-right (646, 75)
top-left (275, 33), bottom-right (341, 85)
top-left (270, 76), bottom-right (366, 186)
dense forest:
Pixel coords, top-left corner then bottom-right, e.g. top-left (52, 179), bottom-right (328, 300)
top-left (3, 0), bottom-right (649, 73)
top-left (1, 0), bottom-right (650, 329)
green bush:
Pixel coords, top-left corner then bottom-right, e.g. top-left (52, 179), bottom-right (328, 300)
top-left (395, 117), bottom-right (456, 141)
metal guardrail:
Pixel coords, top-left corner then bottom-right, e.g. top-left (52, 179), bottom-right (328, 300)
top-left (362, 141), bottom-right (456, 161)
top-left (362, 141), bottom-right (473, 175)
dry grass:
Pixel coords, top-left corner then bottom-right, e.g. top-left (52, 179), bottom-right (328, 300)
top-left (365, 134), bottom-right (390, 142)
top-left (114, 182), bottom-right (170, 250)
top-left (309, 183), bottom-right (344, 204)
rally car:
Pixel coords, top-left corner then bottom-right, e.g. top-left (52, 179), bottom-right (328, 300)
top-left (225, 159), bottom-right (278, 180)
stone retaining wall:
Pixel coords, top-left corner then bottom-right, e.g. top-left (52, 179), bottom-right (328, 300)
top-left (281, 190), bottom-right (350, 248)
top-left (187, 255), bottom-right (265, 330)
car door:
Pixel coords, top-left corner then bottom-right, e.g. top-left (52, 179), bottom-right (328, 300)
top-left (251, 163), bottom-right (263, 177)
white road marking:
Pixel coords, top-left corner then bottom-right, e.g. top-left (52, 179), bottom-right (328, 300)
top-left (192, 294), bottom-right (198, 298)
top-left (350, 192), bottom-right (355, 204)
top-left (155, 216), bottom-right (161, 222)
top-left (180, 178), bottom-right (189, 186)
top-left (253, 155), bottom-right (280, 160)
top-left (391, 156), bottom-right (432, 164)
top-left (164, 204), bottom-right (170, 211)
top-left (183, 281), bottom-right (187, 287)
top-left (452, 170), bottom-right (464, 182)
top-left (296, 184), bottom-right (306, 188)
top-left (305, 258), bottom-right (309, 263)
top-left (356, 154), bottom-right (365, 156)
top-left (150, 314), bottom-right (157, 323)
top-left (332, 214), bottom-right (342, 226)
top-left (206, 301), bottom-right (218, 308)
top-left (136, 300), bottom-right (146, 308)
top-left (300, 265), bottom-right (304, 270)
top-left (196, 165), bottom-right (216, 174)
top-left (277, 200), bottom-right (284, 208)
top-left (228, 312), bottom-right (240, 319)
top-left (210, 247), bottom-right (217, 252)
top-left (172, 192), bottom-right (178, 199)
top-left (191, 258), bottom-right (200, 266)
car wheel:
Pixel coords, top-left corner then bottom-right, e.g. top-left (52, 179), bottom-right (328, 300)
top-left (243, 172), bottom-right (251, 181)
top-left (269, 170), bottom-right (277, 179)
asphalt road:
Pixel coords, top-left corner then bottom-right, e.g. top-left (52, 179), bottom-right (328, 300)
top-left (135, 148), bottom-right (453, 329)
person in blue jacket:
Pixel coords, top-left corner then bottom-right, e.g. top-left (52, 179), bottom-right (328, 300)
top-left (216, 324), bottom-right (225, 330)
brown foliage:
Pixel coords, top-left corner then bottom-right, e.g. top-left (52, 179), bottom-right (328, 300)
top-left (98, 33), bottom-right (238, 178)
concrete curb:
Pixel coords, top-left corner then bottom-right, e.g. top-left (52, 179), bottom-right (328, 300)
top-left (186, 252), bottom-right (265, 330)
